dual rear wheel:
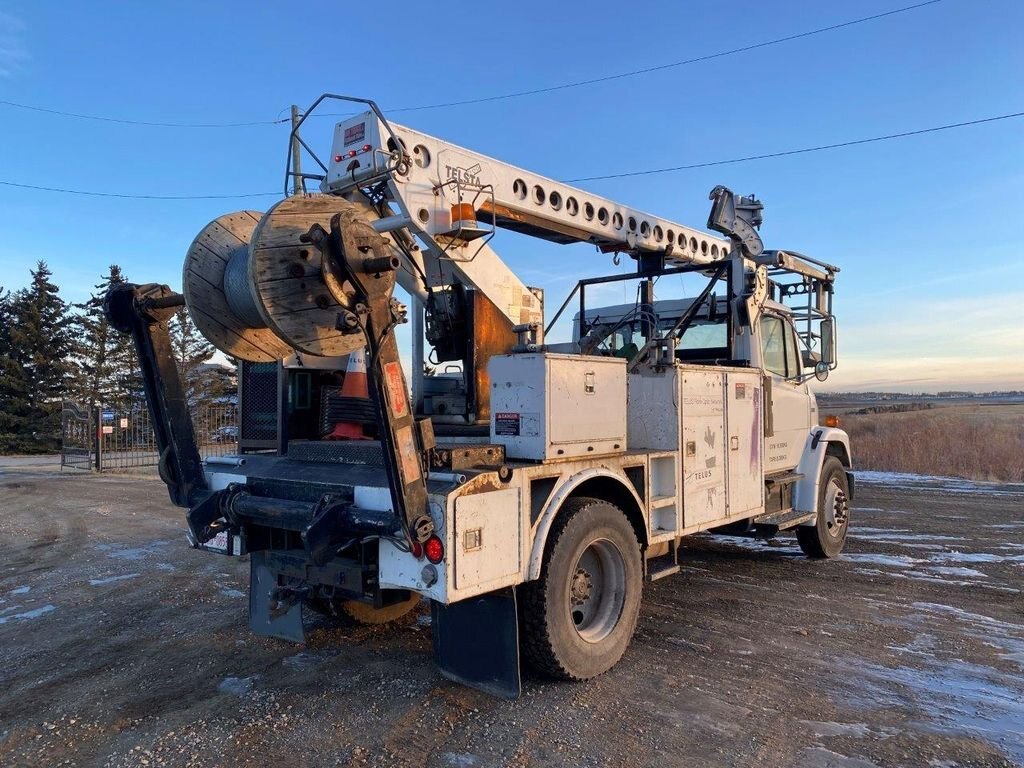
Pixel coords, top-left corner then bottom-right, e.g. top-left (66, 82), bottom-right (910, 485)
top-left (519, 497), bottom-right (643, 680)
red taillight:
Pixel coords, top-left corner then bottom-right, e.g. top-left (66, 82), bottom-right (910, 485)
top-left (362, 143), bottom-right (372, 152)
top-left (410, 539), bottom-right (423, 559)
top-left (346, 149), bottom-right (358, 158)
top-left (424, 535), bottom-right (444, 564)
top-left (333, 154), bottom-right (343, 162)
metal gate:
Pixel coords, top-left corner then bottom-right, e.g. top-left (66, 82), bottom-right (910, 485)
top-left (60, 401), bottom-right (238, 473)
top-left (60, 401), bottom-right (95, 471)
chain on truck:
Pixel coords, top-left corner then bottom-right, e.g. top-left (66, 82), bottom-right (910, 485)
top-left (105, 94), bottom-right (854, 698)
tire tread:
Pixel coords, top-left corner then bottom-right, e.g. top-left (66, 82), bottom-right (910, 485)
top-left (519, 496), bottom-right (640, 680)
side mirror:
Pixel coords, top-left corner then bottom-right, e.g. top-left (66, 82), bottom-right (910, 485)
top-left (814, 361), bottom-right (830, 382)
top-left (820, 318), bottom-right (836, 366)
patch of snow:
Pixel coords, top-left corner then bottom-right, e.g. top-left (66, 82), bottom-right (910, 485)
top-left (930, 551), bottom-right (1024, 564)
top-left (99, 540), bottom-right (171, 561)
top-left (886, 633), bottom-right (938, 658)
top-left (702, 534), bottom-right (803, 556)
top-left (924, 566), bottom-right (987, 578)
top-left (7, 586), bottom-right (30, 595)
top-left (442, 754), bottom-right (481, 768)
top-left (89, 573), bottom-right (141, 586)
top-left (854, 471), bottom-right (1024, 497)
top-left (843, 553), bottom-right (925, 568)
top-left (849, 531), bottom-right (966, 543)
top-left (0, 604), bottom-right (55, 625)
top-left (800, 747), bottom-right (880, 768)
top-left (910, 603), bottom-right (1024, 634)
top-left (218, 676), bottom-right (256, 697)
top-left (855, 659), bottom-right (1024, 763)
top-left (801, 721), bottom-right (873, 738)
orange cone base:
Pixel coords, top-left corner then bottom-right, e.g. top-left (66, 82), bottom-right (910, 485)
top-left (326, 422), bottom-right (370, 440)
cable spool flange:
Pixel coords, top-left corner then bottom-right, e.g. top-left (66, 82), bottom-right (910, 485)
top-left (182, 211), bottom-right (295, 362)
top-left (248, 195), bottom-right (376, 358)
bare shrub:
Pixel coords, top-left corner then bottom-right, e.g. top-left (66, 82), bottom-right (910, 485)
top-left (843, 406), bottom-right (1024, 483)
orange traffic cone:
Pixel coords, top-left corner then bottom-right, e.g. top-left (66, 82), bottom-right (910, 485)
top-left (327, 349), bottom-right (371, 440)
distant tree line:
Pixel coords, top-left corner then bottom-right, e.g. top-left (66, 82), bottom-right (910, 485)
top-left (0, 262), bottom-right (234, 454)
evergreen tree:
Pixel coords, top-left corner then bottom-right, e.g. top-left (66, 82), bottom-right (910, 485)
top-left (169, 307), bottom-right (219, 407)
top-left (0, 284), bottom-right (9, 349)
top-left (71, 265), bottom-right (132, 412)
top-left (0, 284), bottom-right (33, 451)
top-left (3, 262), bottom-right (75, 451)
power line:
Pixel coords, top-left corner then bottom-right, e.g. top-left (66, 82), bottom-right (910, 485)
top-left (2, 107), bottom-right (1019, 201)
top-left (0, 181), bottom-right (278, 200)
top-left (0, 0), bottom-right (945, 129)
top-left (565, 110), bottom-right (1024, 182)
top-left (323, 0), bottom-right (946, 116)
top-left (0, 99), bottom-right (286, 128)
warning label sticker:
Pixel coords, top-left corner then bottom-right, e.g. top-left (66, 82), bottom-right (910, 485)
top-left (343, 122), bottom-right (365, 146)
top-left (735, 383), bottom-right (747, 400)
top-left (383, 361), bottom-right (409, 418)
top-left (395, 424), bottom-right (421, 482)
top-left (494, 412), bottom-right (521, 437)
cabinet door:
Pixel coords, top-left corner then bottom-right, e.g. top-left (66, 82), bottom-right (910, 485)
top-left (726, 372), bottom-right (764, 518)
top-left (680, 370), bottom-right (726, 528)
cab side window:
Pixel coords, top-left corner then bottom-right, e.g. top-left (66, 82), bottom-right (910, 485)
top-left (760, 315), bottom-right (787, 377)
top-left (783, 323), bottom-right (802, 379)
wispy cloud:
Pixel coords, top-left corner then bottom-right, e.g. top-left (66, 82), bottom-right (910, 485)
top-left (826, 290), bottom-right (1024, 392)
top-left (0, 11), bottom-right (29, 79)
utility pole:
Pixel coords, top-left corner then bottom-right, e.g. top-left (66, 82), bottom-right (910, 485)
top-left (290, 105), bottom-right (306, 196)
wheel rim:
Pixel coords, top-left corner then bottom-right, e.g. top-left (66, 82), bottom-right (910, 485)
top-left (823, 478), bottom-right (849, 538)
top-left (567, 538), bottom-right (626, 643)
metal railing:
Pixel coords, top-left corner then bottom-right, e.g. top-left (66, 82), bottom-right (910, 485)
top-left (61, 402), bottom-right (238, 473)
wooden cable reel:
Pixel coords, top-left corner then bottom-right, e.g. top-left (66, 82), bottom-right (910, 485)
top-left (182, 197), bottom-right (387, 362)
top-left (248, 196), bottom-right (382, 358)
top-left (183, 210), bottom-right (294, 362)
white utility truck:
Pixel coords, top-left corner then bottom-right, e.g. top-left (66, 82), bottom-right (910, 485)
top-left (106, 94), bottom-right (853, 697)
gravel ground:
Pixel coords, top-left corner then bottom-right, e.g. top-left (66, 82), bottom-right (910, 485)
top-left (0, 466), bottom-right (1022, 767)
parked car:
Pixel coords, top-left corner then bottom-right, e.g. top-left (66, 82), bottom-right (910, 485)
top-left (210, 426), bottom-right (238, 443)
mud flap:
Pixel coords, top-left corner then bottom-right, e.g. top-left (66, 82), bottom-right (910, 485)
top-left (431, 587), bottom-right (521, 699)
top-left (249, 551), bottom-right (305, 643)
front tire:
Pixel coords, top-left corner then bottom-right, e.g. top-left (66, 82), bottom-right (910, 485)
top-left (797, 456), bottom-right (850, 558)
top-left (519, 497), bottom-right (642, 680)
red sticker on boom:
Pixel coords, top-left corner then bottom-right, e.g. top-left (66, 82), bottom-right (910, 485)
top-left (383, 361), bottom-right (408, 418)
top-left (343, 123), bottom-right (365, 146)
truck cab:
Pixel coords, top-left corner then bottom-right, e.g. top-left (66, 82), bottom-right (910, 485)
top-left (572, 271), bottom-right (833, 478)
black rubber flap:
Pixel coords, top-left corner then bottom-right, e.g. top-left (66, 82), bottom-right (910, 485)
top-left (431, 587), bottom-right (521, 699)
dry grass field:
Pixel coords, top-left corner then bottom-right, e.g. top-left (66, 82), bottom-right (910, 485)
top-left (836, 403), bottom-right (1024, 483)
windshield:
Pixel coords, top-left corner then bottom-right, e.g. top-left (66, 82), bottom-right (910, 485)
top-left (580, 308), bottom-right (728, 358)
top-left (675, 318), bottom-right (727, 351)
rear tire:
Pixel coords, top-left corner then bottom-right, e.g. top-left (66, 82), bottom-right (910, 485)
top-left (519, 497), bottom-right (642, 680)
top-left (797, 456), bottom-right (850, 558)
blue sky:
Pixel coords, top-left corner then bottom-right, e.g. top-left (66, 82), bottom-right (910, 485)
top-left (0, 0), bottom-right (1022, 391)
